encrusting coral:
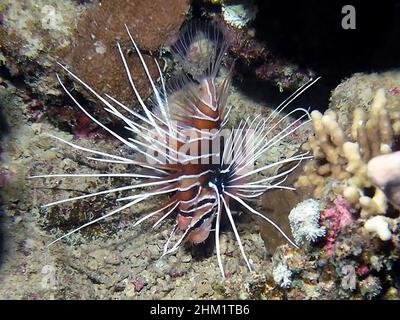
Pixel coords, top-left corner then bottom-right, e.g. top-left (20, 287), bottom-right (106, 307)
top-left (296, 88), bottom-right (400, 241)
top-left (321, 195), bottom-right (354, 256)
top-left (63, 0), bottom-right (190, 110)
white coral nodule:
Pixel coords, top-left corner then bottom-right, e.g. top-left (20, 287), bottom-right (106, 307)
top-left (222, 0), bottom-right (258, 29)
top-left (273, 263), bottom-right (292, 288)
top-left (288, 199), bottom-right (326, 246)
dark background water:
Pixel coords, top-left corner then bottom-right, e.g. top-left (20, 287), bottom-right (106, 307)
top-left (193, 0), bottom-right (400, 112)
top-left (254, 0), bottom-right (400, 110)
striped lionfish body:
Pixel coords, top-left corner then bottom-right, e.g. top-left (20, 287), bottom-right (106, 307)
top-left (148, 75), bottom-right (229, 248)
top-left (170, 78), bottom-right (225, 245)
top-left (32, 21), bottom-right (318, 279)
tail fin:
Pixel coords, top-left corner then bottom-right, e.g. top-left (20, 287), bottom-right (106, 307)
top-left (170, 20), bottom-right (230, 81)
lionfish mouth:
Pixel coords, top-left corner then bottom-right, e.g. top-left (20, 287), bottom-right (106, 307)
top-left (31, 20), bottom-right (318, 280)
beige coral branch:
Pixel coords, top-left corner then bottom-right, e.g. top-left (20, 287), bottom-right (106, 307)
top-left (296, 88), bottom-right (399, 232)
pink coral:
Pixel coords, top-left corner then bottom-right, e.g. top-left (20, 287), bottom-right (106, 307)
top-left (389, 87), bottom-right (400, 95)
top-left (321, 195), bottom-right (354, 256)
top-left (27, 99), bottom-right (44, 122)
top-left (71, 114), bottom-right (97, 139)
top-left (357, 265), bottom-right (370, 277)
top-left (133, 279), bottom-right (146, 292)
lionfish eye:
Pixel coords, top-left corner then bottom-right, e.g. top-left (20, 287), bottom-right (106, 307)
top-left (210, 168), bottom-right (224, 192)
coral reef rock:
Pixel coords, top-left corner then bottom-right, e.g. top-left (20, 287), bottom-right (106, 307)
top-left (0, 0), bottom-right (190, 128)
top-left (221, 0), bottom-right (258, 29)
top-left (63, 0), bottom-right (190, 109)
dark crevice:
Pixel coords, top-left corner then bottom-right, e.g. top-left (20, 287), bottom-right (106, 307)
top-left (250, 0), bottom-right (400, 111)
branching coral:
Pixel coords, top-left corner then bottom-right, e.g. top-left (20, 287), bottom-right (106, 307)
top-left (296, 88), bottom-right (400, 241)
top-left (364, 216), bottom-right (392, 241)
top-left (297, 89), bottom-right (399, 211)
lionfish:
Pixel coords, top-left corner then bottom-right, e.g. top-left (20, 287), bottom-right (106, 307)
top-left (32, 21), bottom-right (317, 279)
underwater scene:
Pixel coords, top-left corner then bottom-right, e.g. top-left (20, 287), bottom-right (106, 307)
top-left (0, 0), bottom-right (400, 302)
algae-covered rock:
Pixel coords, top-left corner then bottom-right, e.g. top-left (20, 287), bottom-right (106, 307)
top-left (329, 71), bottom-right (400, 129)
top-left (0, 0), bottom-right (190, 127)
top-left (0, 0), bottom-right (82, 96)
top-left (63, 0), bottom-right (190, 109)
